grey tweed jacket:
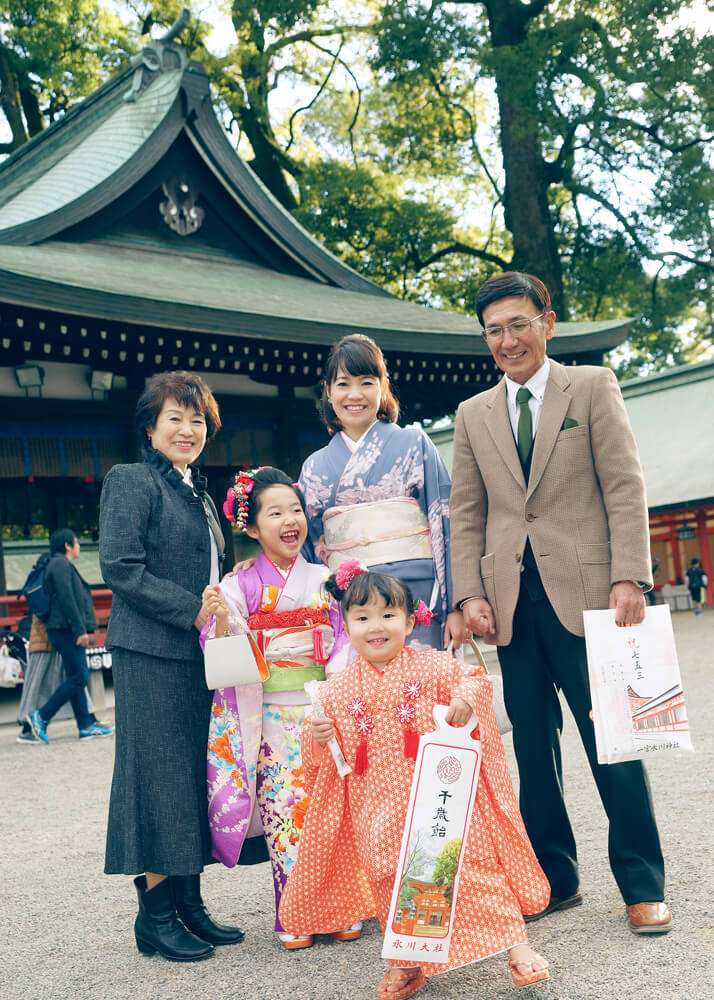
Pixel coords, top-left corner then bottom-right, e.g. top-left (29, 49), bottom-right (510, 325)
top-left (99, 448), bottom-right (224, 661)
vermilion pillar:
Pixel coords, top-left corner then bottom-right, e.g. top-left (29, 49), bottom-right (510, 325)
top-left (696, 509), bottom-right (714, 605)
top-left (669, 524), bottom-right (683, 582)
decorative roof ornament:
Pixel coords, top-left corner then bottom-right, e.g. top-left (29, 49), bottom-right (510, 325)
top-left (160, 176), bottom-right (205, 235)
top-left (124, 7), bottom-right (190, 103)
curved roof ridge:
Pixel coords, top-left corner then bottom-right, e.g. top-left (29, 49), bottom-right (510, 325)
top-left (0, 70), bottom-right (184, 236)
top-left (0, 65), bottom-right (135, 198)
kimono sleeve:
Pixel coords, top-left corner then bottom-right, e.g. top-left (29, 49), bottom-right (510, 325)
top-left (437, 653), bottom-right (494, 743)
top-left (300, 717), bottom-right (327, 793)
top-left (298, 456), bottom-right (320, 564)
top-left (199, 570), bottom-right (250, 648)
top-left (417, 428), bottom-right (455, 612)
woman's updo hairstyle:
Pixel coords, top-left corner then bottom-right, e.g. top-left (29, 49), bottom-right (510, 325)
top-left (223, 466), bottom-right (306, 531)
top-left (320, 334), bottom-right (400, 433)
top-left (325, 569), bottom-right (416, 617)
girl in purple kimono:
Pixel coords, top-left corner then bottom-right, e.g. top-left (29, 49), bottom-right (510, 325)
top-left (299, 334), bottom-right (469, 651)
top-left (201, 467), bottom-right (359, 950)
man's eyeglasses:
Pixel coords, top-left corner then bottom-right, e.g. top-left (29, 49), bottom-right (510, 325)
top-left (481, 311), bottom-right (549, 341)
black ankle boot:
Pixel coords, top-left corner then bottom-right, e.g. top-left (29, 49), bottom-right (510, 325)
top-left (134, 876), bottom-right (214, 961)
top-left (170, 874), bottom-right (245, 946)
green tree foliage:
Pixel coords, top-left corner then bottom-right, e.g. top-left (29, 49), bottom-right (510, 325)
top-left (397, 880), bottom-right (416, 910)
top-left (1, 2), bottom-right (711, 372)
top-left (0, 0), bottom-right (134, 152)
top-left (432, 837), bottom-right (461, 902)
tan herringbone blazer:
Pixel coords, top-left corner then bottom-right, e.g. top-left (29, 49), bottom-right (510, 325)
top-left (450, 360), bottom-right (652, 645)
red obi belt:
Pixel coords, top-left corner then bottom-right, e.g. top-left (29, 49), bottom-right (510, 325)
top-left (247, 607), bottom-right (331, 630)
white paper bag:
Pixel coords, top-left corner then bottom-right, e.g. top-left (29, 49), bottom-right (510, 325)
top-left (381, 705), bottom-right (482, 965)
top-left (583, 605), bottom-right (693, 764)
top-left (204, 633), bottom-right (269, 690)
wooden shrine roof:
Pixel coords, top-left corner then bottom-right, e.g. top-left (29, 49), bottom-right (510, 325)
top-left (0, 32), bottom-right (631, 355)
top-left (0, 240), bottom-right (630, 355)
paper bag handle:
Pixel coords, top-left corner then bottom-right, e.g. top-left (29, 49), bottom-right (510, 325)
top-left (446, 637), bottom-right (487, 672)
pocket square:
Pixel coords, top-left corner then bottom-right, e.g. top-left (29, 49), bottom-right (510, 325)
top-left (561, 417), bottom-right (579, 430)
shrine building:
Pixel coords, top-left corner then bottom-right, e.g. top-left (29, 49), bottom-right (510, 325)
top-left (0, 31), bottom-right (631, 594)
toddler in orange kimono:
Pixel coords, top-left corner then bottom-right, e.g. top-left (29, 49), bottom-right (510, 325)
top-left (279, 564), bottom-right (551, 999)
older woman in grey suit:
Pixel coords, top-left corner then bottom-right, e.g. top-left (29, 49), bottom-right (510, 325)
top-left (100, 371), bottom-right (243, 962)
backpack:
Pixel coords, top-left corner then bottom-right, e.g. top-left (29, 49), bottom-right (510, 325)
top-left (20, 553), bottom-right (51, 621)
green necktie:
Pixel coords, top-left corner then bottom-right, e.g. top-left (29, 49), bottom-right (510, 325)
top-left (516, 386), bottom-right (533, 465)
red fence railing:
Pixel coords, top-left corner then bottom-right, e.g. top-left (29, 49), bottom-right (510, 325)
top-left (0, 589), bottom-right (112, 643)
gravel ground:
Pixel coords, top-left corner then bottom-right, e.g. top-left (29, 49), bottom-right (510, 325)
top-left (2, 611), bottom-right (712, 1000)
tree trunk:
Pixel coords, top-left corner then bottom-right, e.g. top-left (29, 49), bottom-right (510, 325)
top-left (240, 105), bottom-right (299, 210)
top-left (484, 1), bottom-right (568, 316)
top-left (20, 85), bottom-right (44, 137)
top-left (0, 45), bottom-right (29, 150)
top-left (492, 58), bottom-right (567, 316)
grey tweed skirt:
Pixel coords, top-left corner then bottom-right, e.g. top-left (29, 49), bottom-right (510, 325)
top-left (105, 648), bottom-right (213, 876)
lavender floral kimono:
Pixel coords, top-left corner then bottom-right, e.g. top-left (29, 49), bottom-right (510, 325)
top-left (204, 552), bottom-right (348, 930)
top-left (299, 420), bottom-right (454, 647)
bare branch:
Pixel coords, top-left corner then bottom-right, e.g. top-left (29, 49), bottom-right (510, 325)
top-left (574, 182), bottom-right (714, 273)
top-left (605, 114), bottom-right (713, 154)
top-left (306, 39), bottom-right (363, 165)
top-left (285, 42), bottom-right (342, 153)
top-left (427, 71), bottom-right (503, 201)
top-left (413, 240), bottom-right (510, 271)
top-left (264, 23), bottom-right (374, 60)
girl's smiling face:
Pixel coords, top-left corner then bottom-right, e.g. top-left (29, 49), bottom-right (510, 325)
top-left (245, 484), bottom-right (307, 569)
top-left (344, 593), bottom-right (415, 666)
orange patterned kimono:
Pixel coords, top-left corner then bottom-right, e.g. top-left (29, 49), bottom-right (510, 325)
top-left (279, 646), bottom-right (550, 976)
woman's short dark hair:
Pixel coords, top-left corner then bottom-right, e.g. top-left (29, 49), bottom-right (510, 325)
top-left (50, 528), bottom-right (77, 554)
top-left (475, 271), bottom-right (552, 328)
top-left (325, 569), bottom-right (416, 616)
top-left (135, 371), bottom-right (221, 450)
top-left (319, 335), bottom-right (399, 433)
top-left (245, 467), bottom-right (306, 528)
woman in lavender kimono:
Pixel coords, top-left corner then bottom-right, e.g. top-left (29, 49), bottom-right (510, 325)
top-left (299, 334), bottom-right (469, 651)
top-left (201, 467), bottom-right (358, 950)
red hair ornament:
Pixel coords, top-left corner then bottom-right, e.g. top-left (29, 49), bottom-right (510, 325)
top-left (335, 559), bottom-right (368, 591)
top-left (413, 601), bottom-right (433, 626)
top-left (223, 468), bottom-right (265, 530)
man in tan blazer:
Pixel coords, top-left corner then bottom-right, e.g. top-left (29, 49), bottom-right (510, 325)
top-left (450, 271), bottom-right (671, 935)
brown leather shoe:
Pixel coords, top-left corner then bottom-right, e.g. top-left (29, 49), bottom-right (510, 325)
top-left (626, 902), bottom-right (673, 935)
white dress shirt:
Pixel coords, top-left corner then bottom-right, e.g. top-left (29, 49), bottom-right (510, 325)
top-left (180, 466), bottom-right (219, 585)
top-left (505, 358), bottom-right (551, 443)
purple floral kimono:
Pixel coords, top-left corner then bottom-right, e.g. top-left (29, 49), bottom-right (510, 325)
top-left (204, 552), bottom-right (348, 930)
top-left (299, 420), bottom-right (454, 646)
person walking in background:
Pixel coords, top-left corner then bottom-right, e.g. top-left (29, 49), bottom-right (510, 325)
top-left (686, 558), bottom-right (707, 615)
top-left (100, 371), bottom-right (243, 963)
top-left (17, 612), bottom-right (97, 744)
top-left (28, 529), bottom-right (112, 744)
top-left (449, 271), bottom-right (672, 936)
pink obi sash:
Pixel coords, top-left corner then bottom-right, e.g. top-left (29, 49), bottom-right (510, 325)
top-left (321, 497), bottom-right (432, 571)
